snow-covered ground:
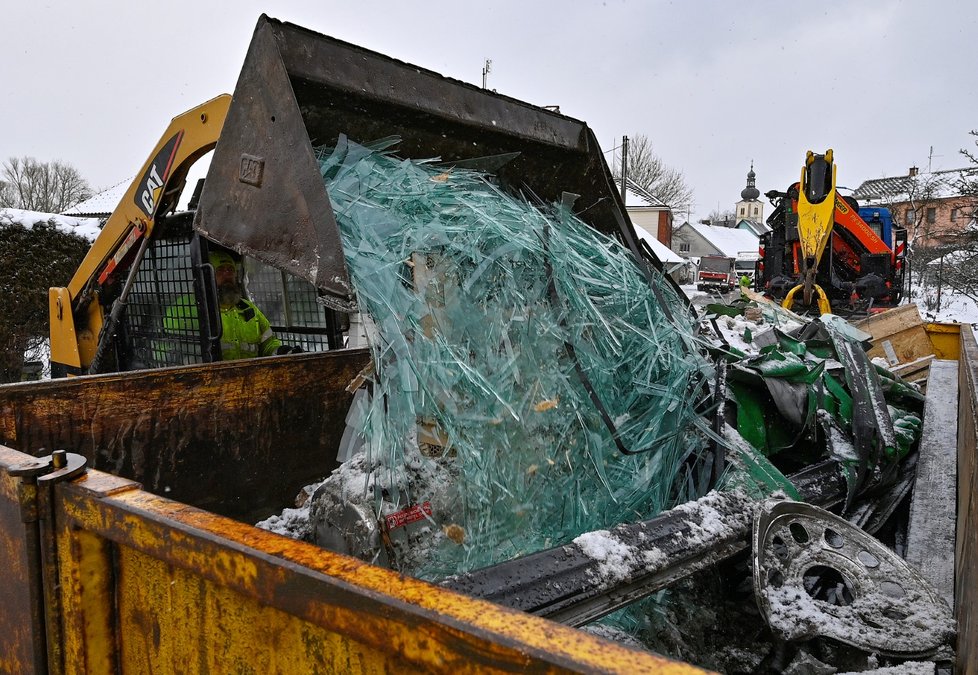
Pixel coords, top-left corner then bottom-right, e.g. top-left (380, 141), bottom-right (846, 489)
top-left (679, 283), bottom-right (737, 307)
top-left (912, 286), bottom-right (978, 324)
top-left (680, 281), bottom-right (978, 327)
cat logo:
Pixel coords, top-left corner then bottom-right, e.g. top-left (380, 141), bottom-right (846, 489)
top-left (140, 164), bottom-right (164, 214)
top-left (134, 131), bottom-right (184, 217)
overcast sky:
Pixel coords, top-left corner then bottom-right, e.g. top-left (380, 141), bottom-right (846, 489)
top-left (3, 1), bottom-right (975, 224)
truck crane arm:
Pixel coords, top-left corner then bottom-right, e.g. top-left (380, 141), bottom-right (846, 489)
top-left (782, 149), bottom-right (836, 314)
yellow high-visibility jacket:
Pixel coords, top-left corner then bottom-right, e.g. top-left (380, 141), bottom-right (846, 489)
top-left (164, 295), bottom-right (281, 360)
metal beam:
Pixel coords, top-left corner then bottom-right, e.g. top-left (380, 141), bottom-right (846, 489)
top-left (444, 461), bottom-right (846, 626)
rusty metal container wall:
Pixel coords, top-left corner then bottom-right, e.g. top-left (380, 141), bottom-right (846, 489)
top-left (956, 324), bottom-right (978, 672)
top-left (0, 447), bottom-right (44, 673)
top-left (51, 470), bottom-right (703, 674)
top-left (0, 350), bottom-right (370, 522)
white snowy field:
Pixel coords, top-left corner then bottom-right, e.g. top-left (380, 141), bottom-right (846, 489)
top-left (912, 286), bottom-right (978, 325)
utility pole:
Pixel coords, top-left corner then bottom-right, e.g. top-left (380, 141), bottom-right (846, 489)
top-left (620, 135), bottom-right (629, 202)
top-left (482, 59), bottom-right (492, 89)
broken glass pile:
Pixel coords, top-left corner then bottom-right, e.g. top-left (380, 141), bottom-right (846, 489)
top-left (315, 136), bottom-right (715, 578)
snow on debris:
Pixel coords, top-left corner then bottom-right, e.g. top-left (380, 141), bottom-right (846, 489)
top-left (255, 505), bottom-right (312, 540)
top-left (673, 489), bottom-right (753, 545)
top-left (255, 483), bottom-right (318, 540)
top-left (0, 207), bottom-right (100, 241)
top-left (572, 529), bottom-right (668, 588)
top-left (838, 662), bottom-right (937, 675)
top-left (764, 576), bottom-right (954, 655)
top-left (580, 623), bottom-right (648, 650)
top-left (571, 489), bottom-right (752, 588)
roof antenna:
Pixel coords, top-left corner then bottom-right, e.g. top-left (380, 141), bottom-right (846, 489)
top-left (928, 145), bottom-right (943, 172)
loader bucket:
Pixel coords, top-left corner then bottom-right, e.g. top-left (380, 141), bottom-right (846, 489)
top-left (195, 15), bottom-right (666, 312)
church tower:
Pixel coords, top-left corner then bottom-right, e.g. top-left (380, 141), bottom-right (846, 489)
top-left (735, 163), bottom-right (763, 225)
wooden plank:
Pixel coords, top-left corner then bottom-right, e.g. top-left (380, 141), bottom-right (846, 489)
top-left (855, 304), bottom-right (936, 367)
top-left (855, 303), bottom-right (926, 337)
top-left (905, 359), bottom-right (958, 608)
top-left (891, 354), bottom-right (934, 379)
top-left (865, 328), bottom-right (934, 367)
top-left (892, 354), bottom-right (935, 392)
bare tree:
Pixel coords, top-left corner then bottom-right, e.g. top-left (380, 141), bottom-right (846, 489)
top-left (958, 130), bottom-right (978, 216)
top-left (706, 208), bottom-right (737, 227)
top-left (915, 131), bottom-right (978, 311)
top-left (902, 172), bottom-right (945, 246)
top-left (613, 134), bottom-right (694, 212)
top-left (0, 157), bottom-right (92, 213)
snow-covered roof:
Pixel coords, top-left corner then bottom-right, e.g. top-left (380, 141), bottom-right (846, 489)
top-left (0, 208), bottom-right (101, 241)
top-left (614, 177), bottom-right (668, 208)
top-left (687, 222), bottom-right (758, 258)
top-left (853, 167), bottom-right (978, 203)
top-left (62, 179), bottom-right (130, 217)
top-left (633, 223), bottom-right (684, 263)
top-left (736, 218), bottom-right (771, 236)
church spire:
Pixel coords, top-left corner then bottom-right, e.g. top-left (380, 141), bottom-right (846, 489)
top-left (740, 161), bottom-right (760, 201)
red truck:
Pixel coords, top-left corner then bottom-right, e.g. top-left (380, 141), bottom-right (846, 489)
top-left (696, 255), bottom-right (736, 292)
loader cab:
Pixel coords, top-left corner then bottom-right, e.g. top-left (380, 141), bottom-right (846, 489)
top-left (113, 211), bottom-right (348, 372)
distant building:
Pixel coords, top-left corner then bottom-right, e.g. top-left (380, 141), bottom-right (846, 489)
top-left (615, 177), bottom-right (673, 248)
top-left (735, 218), bottom-right (771, 237)
top-left (612, 177), bottom-right (686, 280)
top-left (853, 166), bottom-right (978, 247)
top-left (671, 221), bottom-right (759, 261)
top-left (735, 163), bottom-right (764, 227)
top-left (62, 179), bottom-right (130, 221)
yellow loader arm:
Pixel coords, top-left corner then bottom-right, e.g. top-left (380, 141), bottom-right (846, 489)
top-left (49, 95), bottom-right (230, 374)
top-left (782, 149), bottom-right (837, 313)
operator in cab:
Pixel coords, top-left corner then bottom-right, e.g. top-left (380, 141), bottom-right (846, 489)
top-left (165, 249), bottom-right (299, 360)
top-left (210, 250), bottom-right (289, 359)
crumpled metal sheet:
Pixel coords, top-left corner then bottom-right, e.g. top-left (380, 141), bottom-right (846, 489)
top-left (753, 499), bottom-right (954, 658)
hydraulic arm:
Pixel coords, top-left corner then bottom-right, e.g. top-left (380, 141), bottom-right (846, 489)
top-left (783, 149), bottom-right (836, 314)
top-left (49, 96), bottom-right (231, 375)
